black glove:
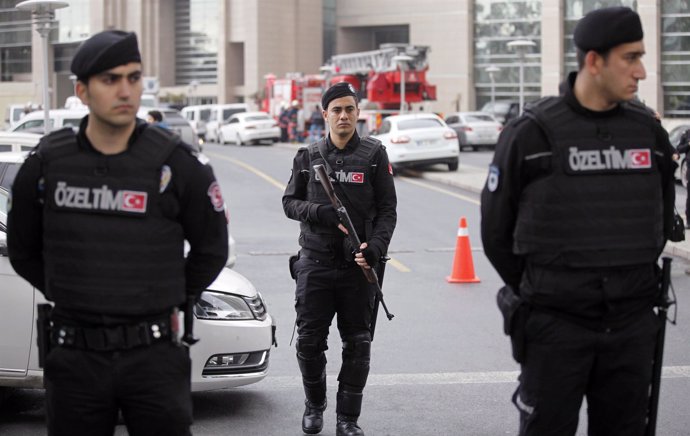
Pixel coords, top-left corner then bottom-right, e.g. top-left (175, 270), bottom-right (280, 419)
top-left (361, 243), bottom-right (382, 267)
top-left (317, 205), bottom-right (341, 227)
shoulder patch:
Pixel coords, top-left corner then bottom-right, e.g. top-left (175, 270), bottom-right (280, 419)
top-left (487, 165), bottom-right (500, 192)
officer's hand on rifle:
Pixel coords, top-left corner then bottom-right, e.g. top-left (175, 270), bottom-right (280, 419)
top-left (355, 242), bottom-right (380, 270)
top-left (317, 204), bottom-right (348, 234)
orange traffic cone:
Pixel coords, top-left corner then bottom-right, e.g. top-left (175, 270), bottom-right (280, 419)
top-left (446, 216), bottom-right (480, 283)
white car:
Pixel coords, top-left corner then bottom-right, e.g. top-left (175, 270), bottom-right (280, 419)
top-left (205, 104), bottom-right (249, 143)
top-left (218, 111), bottom-right (280, 145)
top-left (10, 108), bottom-right (89, 134)
top-left (0, 131), bottom-right (43, 153)
top-left (0, 151), bottom-right (272, 395)
top-left (445, 111), bottom-right (503, 151)
top-left (371, 113), bottom-right (459, 172)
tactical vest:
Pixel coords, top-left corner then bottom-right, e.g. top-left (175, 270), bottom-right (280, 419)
top-left (39, 126), bottom-right (187, 315)
top-left (514, 97), bottom-right (664, 267)
top-left (300, 137), bottom-right (381, 253)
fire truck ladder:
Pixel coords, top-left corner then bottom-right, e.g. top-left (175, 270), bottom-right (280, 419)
top-left (325, 43), bottom-right (430, 75)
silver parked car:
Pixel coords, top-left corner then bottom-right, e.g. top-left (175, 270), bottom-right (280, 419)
top-left (445, 111), bottom-right (503, 151)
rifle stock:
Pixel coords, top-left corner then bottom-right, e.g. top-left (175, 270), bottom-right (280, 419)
top-left (313, 164), bottom-right (394, 336)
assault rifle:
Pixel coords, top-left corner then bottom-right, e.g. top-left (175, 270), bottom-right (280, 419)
top-left (646, 256), bottom-right (676, 436)
top-left (313, 164), bottom-right (394, 339)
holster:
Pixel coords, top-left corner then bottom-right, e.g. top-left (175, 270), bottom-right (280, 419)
top-left (289, 252), bottom-right (300, 280)
top-left (496, 286), bottom-right (529, 364)
top-left (36, 304), bottom-right (53, 369)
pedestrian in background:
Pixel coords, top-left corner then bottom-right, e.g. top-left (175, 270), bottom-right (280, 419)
top-left (481, 7), bottom-right (677, 436)
top-left (288, 99), bottom-right (299, 143)
top-left (676, 128), bottom-right (690, 228)
top-left (282, 82), bottom-right (397, 436)
top-left (308, 104), bottom-right (325, 143)
top-left (279, 102), bottom-right (290, 142)
top-left (7, 30), bottom-right (228, 435)
top-left (147, 109), bottom-right (170, 129)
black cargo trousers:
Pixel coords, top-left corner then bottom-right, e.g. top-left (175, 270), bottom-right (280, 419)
top-left (292, 253), bottom-right (375, 419)
top-left (45, 339), bottom-right (192, 436)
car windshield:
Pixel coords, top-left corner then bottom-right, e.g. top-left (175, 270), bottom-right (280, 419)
top-left (223, 108), bottom-right (246, 121)
top-left (245, 115), bottom-right (270, 122)
top-left (464, 114), bottom-right (494, 122)
top-left (397, 118), bottom-right (443, 130)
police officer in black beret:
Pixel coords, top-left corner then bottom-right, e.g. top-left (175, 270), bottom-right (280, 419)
top-left (481, 7), bottom-right (677, 435)
top-left (8, 30), bottom-right (228, 435)
top-left (283, 82), bottom-right (397, 436)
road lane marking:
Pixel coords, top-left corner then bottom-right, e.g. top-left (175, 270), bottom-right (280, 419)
top-left (207, 152), bottom-right (286, 191)
top-left (399, 176), bottom-right (480, 205)
top-left (387, 257), bottom-right (411, 272)
top-left (246, 366), bottom-right (690, 390)
top-left (206, 151), bottom-right (410, 273)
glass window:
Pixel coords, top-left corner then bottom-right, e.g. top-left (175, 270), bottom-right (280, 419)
top-left (0, 162), bottom-right (19, 190)
top-left (473, 0), bottom-right (542, 110)
top-left (199, 109), bottom-right (211, 121)
top-left (245, 115), bottom-right (270, 122)
top-left (175, 0), bottom-right (219, 85)
top-left (222, 108), bottom-right (246, 120)
top-left (563, 1), bottom-right (637, 74)
top-left (662, 3), bottom-right (690, 117)
top-left (464, 114), bottom-right (495, 122)
top-left (396, 118), bottom-right (443, 130)
top-left (0, 1), bottom-right (33, 82)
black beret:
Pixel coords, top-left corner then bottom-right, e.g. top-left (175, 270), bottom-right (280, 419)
top-left (322, 81), bottom-right (358, 110)
top-left (574, 7), bottom-right (643, 53)
top-left (71, 30), bottom-right (141, 81)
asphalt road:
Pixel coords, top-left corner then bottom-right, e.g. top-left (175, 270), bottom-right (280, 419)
top-left (1, 142), bottom-right (688, 436)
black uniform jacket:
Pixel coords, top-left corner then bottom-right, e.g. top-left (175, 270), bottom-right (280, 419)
top-left (480, 73), bottom-right (677, 328)
top-left (8, 118), bottom-right (228, 325)
top-left (282, 132), bottom-right (397, 259)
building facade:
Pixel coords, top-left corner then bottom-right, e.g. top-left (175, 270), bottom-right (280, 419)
top-left (2, 0), bottom-right (689, 126)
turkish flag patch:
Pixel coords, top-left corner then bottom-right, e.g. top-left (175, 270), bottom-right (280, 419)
top-left (388, 163), bottom-right (393, 175)
top-left (207, 181), bottom-right (225, 212)
top-left (351, 172), bottom-right (364, 183)
top-left (629, 149), bottom-right (651, 168)
top-left (121, 191), bottom-right (147, 213)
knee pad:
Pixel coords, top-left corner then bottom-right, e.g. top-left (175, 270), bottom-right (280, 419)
top-left (338, 332), bottom-right (371, 389)
top-left (296, 336), bottom-right (328, 379)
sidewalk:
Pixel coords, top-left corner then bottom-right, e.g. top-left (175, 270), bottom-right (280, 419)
top-left (416, 163), bottom-right (690, 262)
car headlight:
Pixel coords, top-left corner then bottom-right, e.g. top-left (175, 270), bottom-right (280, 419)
top-left (194, 291), bottom-right (268, 321)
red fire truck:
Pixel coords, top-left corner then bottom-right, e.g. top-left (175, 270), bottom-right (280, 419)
top-left (322, 43), bottom-right (437, 111)
top-left (261, 44), bottom-right (437, 134)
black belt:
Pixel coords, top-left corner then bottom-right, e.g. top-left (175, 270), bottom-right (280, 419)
top-left (300, 248), bottom-right (355, 269)
top-left (51, 317), bottom-right (175, 351)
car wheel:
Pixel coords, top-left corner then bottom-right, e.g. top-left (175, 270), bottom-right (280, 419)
top-left (682, 158), bottom-right (688, 189)
top-left (448, 159), bottom-right (459, 172)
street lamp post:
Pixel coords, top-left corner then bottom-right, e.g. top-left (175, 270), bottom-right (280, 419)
top-left (507, 40), bottom-right (536, 115)
top-left (16, 0), bottom-right (69, 135)
top-left (485, 65), bottom-right (500, 107)
top-left (392, 54), bottom-right (413, 114)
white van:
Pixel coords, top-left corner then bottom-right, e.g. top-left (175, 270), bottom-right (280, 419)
top-left (11, 108), bottom-right (89, 133)
top-left (181, 105), bottom-right (213, 140)
top-left (205, 104), bottom-right (249, 143)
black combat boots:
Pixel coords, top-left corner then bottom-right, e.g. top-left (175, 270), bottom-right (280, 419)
top-left (335, 390), bottom-right (364, 436)
top-left (336, 414), bottom-right (364, 436)
top-left (302, 399), bottom-right (327, 434)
